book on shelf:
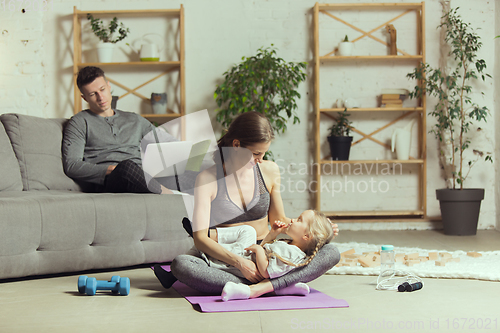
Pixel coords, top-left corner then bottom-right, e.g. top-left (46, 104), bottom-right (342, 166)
top-left (379, 88), bottom-right (409, 107)
top-left (380, 98), bottom-right (403, 103)
top-left (381, 103), bottom-right (404, 108)
top-left (380, 95), bottom-right (405, 101)
top-left (380, 93), bottom-right (402, 100)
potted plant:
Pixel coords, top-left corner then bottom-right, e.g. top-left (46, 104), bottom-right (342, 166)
top-left (87, 14), bottom-right (130, 63)
top-left (338, 35), bottom-right (353, 56)
top-left (406, 8), bottom-right (492, 235)
top-left (214, 45), bottom-right (307, 159)
top-left (327, 108), bottom-right (353, 160)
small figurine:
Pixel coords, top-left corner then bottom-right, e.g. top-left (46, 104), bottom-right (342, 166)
top-left (385, 24), bottom-right (397, 55)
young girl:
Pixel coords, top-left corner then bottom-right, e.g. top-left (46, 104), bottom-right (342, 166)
top-left (217, 209), bottom-right (335, 301)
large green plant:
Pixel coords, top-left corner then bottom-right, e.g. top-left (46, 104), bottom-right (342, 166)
top-left (407, 8), bottom-right (492, 190)
top-left (214, 46), bottom-right (307, 136)
top-left (87, 14), bottom-right (130, 44)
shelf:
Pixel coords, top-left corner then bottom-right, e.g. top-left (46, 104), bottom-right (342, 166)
top-left (321, 107), bottom-right (423, 113)
top-left (313, 2), bottom-right (427, 220)
top-left (73, 5), bottom-right (185, 122)
top-left (320, 159), bottom-right (424, 165)
top-left (320, 55), bottom-right (423, 61)
top-left (74, 9), bottom-right (180, 17)
top-left (77, 61), bottom-right (180, 69)
top-left (326, 210), bottom-right (425, 217)
top-left (326, 210), bottom-right (439, 223)
top-left (318, 3), bottom-right (423, 11)
top-left (325, 210), bottom-right (429, 223)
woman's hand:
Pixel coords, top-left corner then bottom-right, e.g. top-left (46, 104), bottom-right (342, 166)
top-left (237, 258), bottom-right (264, 283)
top-left (245, 244), bottom-right (270, 279)
top-left (328, 218), bottom-right (339, 239)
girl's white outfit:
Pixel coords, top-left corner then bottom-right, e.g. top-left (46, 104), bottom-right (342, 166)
top-left (201, 225), bottom-right (306, 278)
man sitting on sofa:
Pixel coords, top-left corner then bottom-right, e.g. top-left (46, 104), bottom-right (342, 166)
top-left (62, 66), bottom-right (174, 194)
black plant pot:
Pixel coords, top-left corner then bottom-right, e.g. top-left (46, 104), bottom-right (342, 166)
top-left (436, 188), bottom-right (484, 236)
top-left (328, 136), bottom-right (353, 161)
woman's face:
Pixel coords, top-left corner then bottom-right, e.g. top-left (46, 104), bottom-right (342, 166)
top-left (231, 140), bottom-right (271, 167)
top-left (244, 141), bottom-right (271, 164)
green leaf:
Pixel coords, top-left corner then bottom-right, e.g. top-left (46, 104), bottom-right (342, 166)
top-left (214, 45), bottom-right (306, 137)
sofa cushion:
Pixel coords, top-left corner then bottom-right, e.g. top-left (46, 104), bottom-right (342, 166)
top-left (0, 114), bottom-right (82, 191)
top-left (0, 190), bottom-right (194, 279)
top-left (0, 122), bottom-right (23, 191)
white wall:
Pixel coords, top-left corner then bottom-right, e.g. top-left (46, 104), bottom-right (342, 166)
top-left (0, 0), bottom-right (497, 230)
top-left (496, 0), bottom-right (500, 232)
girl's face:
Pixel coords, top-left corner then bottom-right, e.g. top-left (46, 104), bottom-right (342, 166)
top-left (286, 210), bottom-right (314, 242)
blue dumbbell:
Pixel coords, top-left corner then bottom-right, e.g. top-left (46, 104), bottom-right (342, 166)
top-left (77, 275), bottom-right (130, 296)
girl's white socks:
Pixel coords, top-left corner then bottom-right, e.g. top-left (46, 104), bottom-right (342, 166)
top-left (274, 282), bottom-right (310, 296)
top-left (221, 281), bottom-right (310, 302)
top-left (221, 282), bottom-right (251, 302)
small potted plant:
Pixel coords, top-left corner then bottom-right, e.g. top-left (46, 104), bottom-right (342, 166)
top-left (87, 14), bottom-right (130, 63)
top-left (407, 8), bottom-right (492, 235)
top-left (327, 108), bottom-right (353, 160)
top-left (338, 35), bottom-right (353, 56)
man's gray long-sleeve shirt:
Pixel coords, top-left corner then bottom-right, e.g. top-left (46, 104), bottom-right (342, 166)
top-left (62, 109), bottom-right (158, 185)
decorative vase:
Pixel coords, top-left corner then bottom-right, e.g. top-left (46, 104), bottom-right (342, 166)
top-left (344, 98), bottom-right (359, 108)
top-left (328, 136), bottom-right (353, 160)
top-left (96, 42), bottom-right (115, 63)
top-left (338, 42), bottom-right (353, 56)
top-left (436, 188), bottom-right (484, 236)
top-left (151, 93), bottom-right (167, 114)
top-left (391, 119), bottom-right (415, 160)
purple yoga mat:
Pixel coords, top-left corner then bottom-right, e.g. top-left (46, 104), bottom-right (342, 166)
top-left (153, 265), bottom-right (349, 313)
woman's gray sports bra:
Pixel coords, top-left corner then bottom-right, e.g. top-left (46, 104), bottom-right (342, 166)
top-left (210, 163), bottom-right (270, 226)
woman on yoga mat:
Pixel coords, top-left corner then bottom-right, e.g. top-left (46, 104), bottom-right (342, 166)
top-left (220, 209), bottom-right (335, 301)
top-left (154, 111), bottom-right (340, 295)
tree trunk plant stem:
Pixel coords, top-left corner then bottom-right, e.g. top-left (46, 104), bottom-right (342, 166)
top-left (407, 7), bottom-right (492, 190)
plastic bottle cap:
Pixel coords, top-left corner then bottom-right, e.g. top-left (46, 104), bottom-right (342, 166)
top-left (381, 245), bottom-right (394, 251)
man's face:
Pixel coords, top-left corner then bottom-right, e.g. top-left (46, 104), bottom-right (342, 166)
top-left (80, 76), bottom-right (113, 115)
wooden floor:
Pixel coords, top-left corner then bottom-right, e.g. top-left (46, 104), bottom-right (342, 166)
top-left (1, 230), bottom-right (499, 333)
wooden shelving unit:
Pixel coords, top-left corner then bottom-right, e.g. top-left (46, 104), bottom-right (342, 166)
top-left (313, 2), bottom-right (427, 222)
top-left (72, 6), bottom-right (185, 123)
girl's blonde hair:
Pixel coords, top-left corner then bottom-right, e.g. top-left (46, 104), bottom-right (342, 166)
top-left (266, 210), bottom-right (334, 267)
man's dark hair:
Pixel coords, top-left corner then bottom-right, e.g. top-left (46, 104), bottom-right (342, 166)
top-left (77, 66), bottom-right (106, 93)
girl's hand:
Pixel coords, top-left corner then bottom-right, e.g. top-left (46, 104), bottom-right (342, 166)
top-left (237, 258), bottom-right (264, 283)
top-left (245, 244), bottom-right (262, 254)
top-left (271, 220), bottom-right (289, 234)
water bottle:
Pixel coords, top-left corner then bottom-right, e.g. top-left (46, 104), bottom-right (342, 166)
top-left (380, 245), bottom-right (395, 276)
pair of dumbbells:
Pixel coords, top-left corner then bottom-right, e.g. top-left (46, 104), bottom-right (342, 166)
top-left (78, 275), bottom-right (130, 296)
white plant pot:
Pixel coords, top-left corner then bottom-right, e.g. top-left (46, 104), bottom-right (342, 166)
top-left (96, 43), bottom-right (115, 63)
top-left (338, 42), bottom-right (353, 56)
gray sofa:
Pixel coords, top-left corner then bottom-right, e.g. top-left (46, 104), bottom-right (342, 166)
top-left (0, 114), bottom-right (193, 280)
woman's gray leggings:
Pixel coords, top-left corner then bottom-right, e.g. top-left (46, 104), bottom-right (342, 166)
top-left (170, 243), bottom-right (340, 294)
